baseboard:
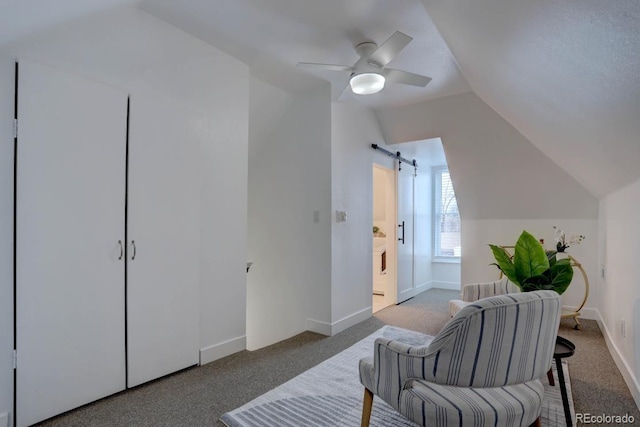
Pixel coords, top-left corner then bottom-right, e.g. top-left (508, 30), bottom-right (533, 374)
top-left (397, 281), bottom-right (432, 302)
top-left (562, 305), bottom-right (598, 320)
top-left (199, 335), bottom-right (246, 365)
top-left (595, 309), bottom-right (640, 410)
top-left (431, 281), bottom-right (461, 291)
top-left (307, 306), bottom-right (372, 337)
top-left (306, 318), bottom-right (332, 336)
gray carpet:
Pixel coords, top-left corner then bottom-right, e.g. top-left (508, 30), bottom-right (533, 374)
top-left (220, 325), bottom-right (574, 426)
top-left (36, 289), bottom-right (640, 426)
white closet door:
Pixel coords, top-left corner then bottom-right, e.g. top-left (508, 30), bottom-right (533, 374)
top-left (396, 163), bottom-right (415, 303)
top-left (127, 92), bottom-right (201, 387)
top-left (16, 59), bottom-right (127, 427)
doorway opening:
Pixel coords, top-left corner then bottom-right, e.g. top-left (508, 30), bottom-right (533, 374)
top-left (372, 163), bottom-right (396, 313)
top-left (371, 138), bottom-right (461, 315)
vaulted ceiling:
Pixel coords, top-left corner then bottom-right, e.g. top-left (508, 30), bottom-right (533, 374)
top-left (2, 0), bottom-right (638, 197)
top-left (419, 0), bottom-right (640, 197)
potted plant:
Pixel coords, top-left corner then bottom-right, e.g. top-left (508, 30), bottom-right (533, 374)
top-left (489, 230), bottom-right (573, 294)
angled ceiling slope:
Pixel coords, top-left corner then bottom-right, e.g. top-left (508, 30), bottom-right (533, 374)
top-left (0, 0), bottom-right (137, 47)
top-left (421, 0), bottom-right (640, 197)
top-left (140, 0), bottom-right (471, 107)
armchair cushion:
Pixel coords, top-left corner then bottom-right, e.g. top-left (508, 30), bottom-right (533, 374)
top-left (401, 378), bottom-right (544, 426)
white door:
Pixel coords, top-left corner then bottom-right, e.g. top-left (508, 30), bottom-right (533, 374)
top-left (16, 59), bottom-right (127, 426)
top-left (126, 91), bottom-right (201, 387)
top-left (396, 162), bottom-right (415, 303)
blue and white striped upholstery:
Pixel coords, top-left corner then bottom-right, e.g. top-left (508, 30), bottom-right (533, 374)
top-left (448, 277), bottom-right (520, 317)
top-left (360, 290), bottom-right (561, 427)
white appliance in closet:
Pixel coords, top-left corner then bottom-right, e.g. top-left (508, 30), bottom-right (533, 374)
top-left (15, 59), bottom-right (200, 426)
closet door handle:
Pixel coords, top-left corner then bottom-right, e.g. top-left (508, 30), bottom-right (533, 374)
top-left (131, 240), bottom-right (136, 261)
top-left (398, 221), bottom-right (405, 244)
top-left (118, 240), bottom-right (124, 260)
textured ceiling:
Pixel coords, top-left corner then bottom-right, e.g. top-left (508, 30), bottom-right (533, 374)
top-left (420, 0), bottom-right (640, 197)
top-left (2, 0), bottom-right (638, 196)
top-left (139, 0), bottom-right (471, 107)
top-left (0, 0), bottom-right (136, 46)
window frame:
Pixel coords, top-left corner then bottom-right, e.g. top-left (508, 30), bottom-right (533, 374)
top-left (432, 165), bottom-right (461, 262)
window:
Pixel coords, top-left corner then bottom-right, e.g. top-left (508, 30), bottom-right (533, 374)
top-left (433, 167), bottom-right (461, 257)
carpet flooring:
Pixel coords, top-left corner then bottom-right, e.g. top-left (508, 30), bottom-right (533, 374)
top-left (35, 289), bottom-right (640, 426)
top-left (220, 326), bottom-right (574, 426)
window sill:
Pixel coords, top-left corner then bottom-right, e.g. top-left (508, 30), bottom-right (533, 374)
top-left (432, 257), bottom-right (461, 264)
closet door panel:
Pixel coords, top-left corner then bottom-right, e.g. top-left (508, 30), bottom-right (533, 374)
top-left (16, 59), bottom-right (127, 427)
top-left (127, 93), bottom-right (201, 387)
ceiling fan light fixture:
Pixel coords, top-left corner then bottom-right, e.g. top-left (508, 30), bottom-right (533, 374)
top-left (350, 72), bottom-right (385, 95)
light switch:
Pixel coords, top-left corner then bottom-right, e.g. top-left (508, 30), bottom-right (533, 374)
top-left (313, 210), bottom-right (320, 223)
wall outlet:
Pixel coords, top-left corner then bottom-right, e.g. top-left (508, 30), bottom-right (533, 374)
top-left (335, 210), bottom-right (347, 223)
top-left (0, 412), bottom-right (9, 427)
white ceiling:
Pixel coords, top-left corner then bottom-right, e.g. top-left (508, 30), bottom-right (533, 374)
top-left (2, 0), bottom-right (638, 196)
top-left (138, 0), bottom-right (471, 107)
top-left (420, 0), bottom-right (640, 197)
top-left (0, 0), bottom-right (135, 46)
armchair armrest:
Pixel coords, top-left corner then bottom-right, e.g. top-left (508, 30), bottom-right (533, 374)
top-left (361, 337), bottom-right (438, 410)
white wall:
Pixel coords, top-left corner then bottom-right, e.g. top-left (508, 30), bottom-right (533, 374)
top-left (0, 56), bottom-right (14, 423)
top-left (0, 6), bottom-right (250, 417)
top-left (599, 177), bottom-right (640, 406)
top-left (246, 77), bottom-right (332, 349)
top-left (330, 102), bottom-right (392, 332)
top-left (376, 92), bottom-right (599, 308)
top-left (376, 92), bottom-right (599, 220)
top-left (432, 262), bottom-right (461, 289)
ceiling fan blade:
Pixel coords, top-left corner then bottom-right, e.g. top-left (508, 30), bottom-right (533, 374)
top-left (368, 31), bottom-right (412, 66)
top-left (385, 68), bottom-right (432, 87)
top-left (297, 62), bottom-right (354, 72)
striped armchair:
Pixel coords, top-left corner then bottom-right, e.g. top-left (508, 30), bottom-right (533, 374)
top-left (359, 290), bottom-right (561, 427)
top-left (448, 277), bottom-right (520, 317)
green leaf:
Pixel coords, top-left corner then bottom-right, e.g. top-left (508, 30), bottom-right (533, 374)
top-left (546, 250), bottom-right (558, 267)
top-left (547, 260), bottom-right (574, 295)
top-left (489, 244), bottom-right (519, 287)
top-left (514, 231), bottom-right (549, 284)
top-left (521, 275), bottom-right (548, 292)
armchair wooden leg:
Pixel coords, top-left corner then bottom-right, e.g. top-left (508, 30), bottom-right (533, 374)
top-left (529, 416), bottom-right (541, 427)
top-left (361, 388), bottom-right (374, 427)
top-left (547, 368), bottom-right (555, 386)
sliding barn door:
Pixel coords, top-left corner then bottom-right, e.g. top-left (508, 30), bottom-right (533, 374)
top-left (396, 162), bottom-right (415, 303)
top-left (126, 92), bottom-right (201, 387)
top-left (16, 59), bottom-right (127, 427)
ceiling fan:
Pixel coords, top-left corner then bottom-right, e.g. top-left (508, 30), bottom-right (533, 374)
top-left (297, 31), bottom-right (431, 97)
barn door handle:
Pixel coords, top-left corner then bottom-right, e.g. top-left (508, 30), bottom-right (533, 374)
top-left (398, 221), bottom-right (405, 244)
top-left (117, 240), bottom-right (124, 260)
top-left (131, 240), bottom-right (136, 260)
